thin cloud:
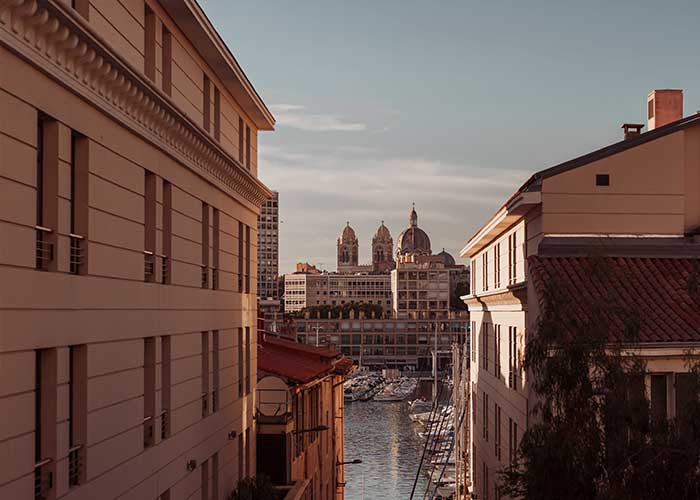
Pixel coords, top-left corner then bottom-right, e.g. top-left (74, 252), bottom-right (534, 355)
top-left (269, 104), bottom-right (368, 132)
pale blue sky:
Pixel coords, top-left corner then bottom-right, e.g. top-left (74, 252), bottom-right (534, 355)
top-left (200, 0), bottom-right (700, 274)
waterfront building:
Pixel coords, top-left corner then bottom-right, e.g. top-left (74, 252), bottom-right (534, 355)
top-left (459, 89), bottom-right (700, 499)
top-left (258, 191), bottom-right (279, 301)
top-left (257, 336), bottom-right (352, 499)
top-left (0, 2), bottom-right (273, 499)
top-left (295, 315), bottom-right (468, 372)
top-left (284, 272), bottom-right (393, 315)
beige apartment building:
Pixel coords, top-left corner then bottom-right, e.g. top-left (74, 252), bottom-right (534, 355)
top-left (0, 1), bottom-right (274, 500)
top-left (459, 90), bottom-right (700, 499)
top-left (284, 273), bottom-right (393, 315)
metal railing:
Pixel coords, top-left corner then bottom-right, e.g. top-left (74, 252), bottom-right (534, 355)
top-left (68, 444), bottom-right (82, 487)
top-left (160, 409), bottom-right (169, 440)
top-left (201, 265), bottom-right (208, 288)
top-left (35, 226), bottom-right (54, 270)
top-left (69, 234), bottom-right (84, 274)
top-left (211, 389), bottom-right (218, 413)
top-left (143, 415), bottom-right (154, 448)
top-left (212, 267), bottom-right (218, 289)
top-left (160, 255), bottom-right (169, 284)
top-left (144, 251), bottom-right (155, 282)
top-left (34, 458), bottom-right (52, 500)
top-left (201, 392), bottom-right (208, 417)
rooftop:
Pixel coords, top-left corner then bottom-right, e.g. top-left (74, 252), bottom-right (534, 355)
top-left (258, 336), bottom-right (352, 384)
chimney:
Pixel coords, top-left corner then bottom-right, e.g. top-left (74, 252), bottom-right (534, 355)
top-left (647, 89), bottom-right (683, 130)
top-left (621, 123), bottom-right (644, 140)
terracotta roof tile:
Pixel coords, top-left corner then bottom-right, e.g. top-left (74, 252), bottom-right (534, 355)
top-left (528, 256), bottom-right (700, 343)
top-left (258, 336), bottom-right (351, 384)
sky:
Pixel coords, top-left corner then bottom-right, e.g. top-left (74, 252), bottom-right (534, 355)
top-left (200, 0), bottom-right (700, 274)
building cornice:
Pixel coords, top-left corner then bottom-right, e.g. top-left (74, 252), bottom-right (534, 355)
top-left (0, 0), bottom-right (272, 208)
top-left (461, 283), bottom-right (527, 310)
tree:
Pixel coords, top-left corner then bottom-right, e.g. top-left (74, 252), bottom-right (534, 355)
top-left (500, 259), bottom-right (700, 500)
top-left (229, 475), bottom-right (278, 500)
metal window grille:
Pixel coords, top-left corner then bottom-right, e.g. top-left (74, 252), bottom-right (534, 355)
top-left (68, 445), bottom-right (82, 487)
top-left (201, 392), bottom-right (208, 417)
top-left (34, 459), bottom-right (52, 500)
top-left (201, 265), bottom-right (208, 289)
top-left (35, 226), bottom-right (54, 270)
top-left (161, 255), bottom-right (169, 284)
top-left (212, 268), bottom-right (218, 290)
top-left (160, 410), bottom-right (169, 440)
top-left (144, 251), bottom-right (155, 282)
top-left (69, 234), bottom-right (84, 274)
top-left (143, 416), bottom-right (154, 448)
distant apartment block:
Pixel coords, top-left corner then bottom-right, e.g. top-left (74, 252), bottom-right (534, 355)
top-left (257, 191), bottom-right (279, 300)
top-left (0, 2), bottom-right (274, 500)
top-left (284, 273), bottom-right (393, 314)
top-left (459, 89), bottom-right (700, 499)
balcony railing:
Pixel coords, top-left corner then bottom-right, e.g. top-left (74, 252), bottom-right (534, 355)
top-left (144, 251), bottom-right (155, 282)
top-left (35, 226), bottom-right (54, 270)
top-left (212, 267), bottom-right (218, 290)
top-left (211, 389), bottom-right (218, 413)
top-left (34, 458), bottom-right (52, 500)
top-left (69, 234), bottom-right (84, 275)
top-left (160, 409), bottom-right (169, 440)
top-left (143, 415), bottom-right (154, 448)
top-left (161, 255), bottom-right (169, 284)
top-left (68, 444), bottom-right (82, 487)
top-left (201, 265), bottom-right (208, 289)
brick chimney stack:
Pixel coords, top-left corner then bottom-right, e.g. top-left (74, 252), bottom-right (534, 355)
top-left (647, 89), bottom-right (683, 130)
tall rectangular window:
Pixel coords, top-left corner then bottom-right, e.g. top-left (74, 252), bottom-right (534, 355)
top-left (203, 74), bottom-right (211, 132)
top-left (494, 243), bottom-right (500, 288)
top-left (212, 209), bottom-right (220, 290)
top-left (509, 418), bottom-right (518, 464)
top-left (245, 327), bottom-right (251, 395)
top-left (214, 87), bottom-right (221, 141)
top-left (238, 117), bottom-right (244, 164)
top-left (470, 259), bottom-right (476, 294)
top-left (482, 323), bottom-right (488, 372)
top-left (70, 132), bottom-right (89, 275)
top-left (471, 321), bottom-right (476, 363)
top-left (651, 374), bottom-right (668, 425)
top-left (212, 331), bottom-right (219, 412)
top-left (161, 336), bottom-right (171, 440)
top-left (495, 403), bottom-right (501, 461)
top-left (201, 332), bottom-right (209, 418)
top-left (482, 252), bottom-right (488, 291)
top-left (144, 171), bottom-right (156, 282)
top-left (162, 180), bottom-right (172, 284)
top-left (36, 115), bottom-right (58, 271)
top-left (144, 5), bottom-right (156, 81)
top-left (509, 327), bottom-right (518, 390)
top-left (494, 324), bottom-right (501, 379)
top-left (68, 345), bottom-right (87, 487)
top-left (245, 225), bottom-right (251, 293)
top-left (238, 433), bottom-right (244, 480)
top-left (162, 25), bottom-right (172, 96)
top-left (238, 222), bottom-right (244, 293)
top-left (245, 427), bottom-right (251, 477)
top-left (201, 202), bottom-right (209, 288)
top-left (508, 232), bottom-right (517, 285)
top-left (238, 327), bottom-right (244, 397)
top-left (245, 125), bottom-right (251, 169)
top-left (201, 458), bottom-right (209, 500)
top-left (144, 338), bottom-right (156, 448)
top-left (35, 349), bottom-right (57, 500)
top-left (483, 462), bottom-right (489, 500)
top-left (212, 452), bottom-right (219, 500)
top-left (483, 391), bottom-right (489, 441)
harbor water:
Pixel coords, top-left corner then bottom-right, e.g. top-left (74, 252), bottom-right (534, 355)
top-left (344, 381), bottom-right (447, 500)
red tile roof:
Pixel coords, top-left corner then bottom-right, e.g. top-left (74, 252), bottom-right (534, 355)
top-left (258, 336), bottom-right (351, 384)
top-left (528, 256), bottom-right (700, 343)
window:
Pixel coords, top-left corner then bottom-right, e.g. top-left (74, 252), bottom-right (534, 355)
top-left (212, 331), bottom-right (219, 412)
top-left (245, 125), bottom-right (251, 170)
top-left (238, 222), bottom-right (244, 293)
top-left (508, 233), bottom-right (517, 285)
top-left (201, 458), bottom-right (209, 500)
top-left (214, 87), bottom-right (221, 141)
top-left (68, 345), bottom-right (87, 487)
top-left (161, 336), bottom-right (171, 440)
top-left (495, 403), bottom-right (501, 461)
top-left (35, 348), bottom-right (56, 500)
top-left (470, 259), bottom-right (476, 293)
top-left (482, 323), bottom-right (489, 372)
top-left (509, 418), bottom-right (518, 464)
top-left (212, 452), bottom-right (219, 500)
top-left (471, 321), bottom-right (476, 363)
top-left (509, 327), bottom-right (518, 390)
top-left (245, 327), bottom-right (251, 395)
top-left (203, 74), bottom-right (211, 132)
top-left (201, 202), bottom-right (210, 288)
top-left (238, 117), bottom-right (244, 164)
top-left (245, 427), bottom-right (251, 477)
top-left (245, 225), bottom-right (251, 294)
top-left (162, 181), bottom-right (172, 284)
top-left (650, 374), bottom-right (667, 425)
top-left (648, 98), bottom-right (655, 119)
top-left (596, 173), bottom-right (610, 186)
top-left (238, 433), bottom-right (244, 480)
top-left (494, 243), bottom-right (501, 288)
top-left (201, 332), bottom-right (209, 418)
top-left (212, 209), bottom-right (220, 289)
top-left (483, 391), bottom-right (489, 441)
top-left (69, 132), bottom-right (89, 275)
top-left (36, 114), bottom-right (57, 271)
top-left (144, 5), bottom-right (156, 80)
top-left (494, 324), bottom-right (501, 379)
top-left (162, 25), bottom-right (172, 95)
top-left (238, 327), bottom-right (244, 397)
top-left (483, 462), bottom-right (489, 500)
top-left (482, 252), bottom-right (488, 291)
top-left (144, 171), bottom-right (157, 282)
top-left (143, 338), bottom-right (156, 448)
top-left (71, 0), bottom-right (89, 18)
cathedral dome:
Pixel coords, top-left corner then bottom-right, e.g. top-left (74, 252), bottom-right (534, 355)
top-left (396, 206), bottom-right (431, 256)
top-left (437, 248), bottom-right (456, 267)
top-left (339, 222), bottom-right (357, 243)
top-left (373, 221), bottom-right (391, 242)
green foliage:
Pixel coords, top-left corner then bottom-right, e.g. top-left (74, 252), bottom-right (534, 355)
top-left (300, 301), bottom-right (384, 319)
top-left (500, 260), bottom-right (700, 500)
top-left (228, 475), bottom-right (278, 500)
